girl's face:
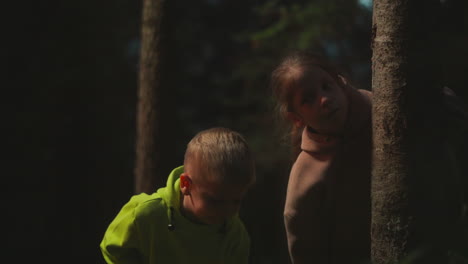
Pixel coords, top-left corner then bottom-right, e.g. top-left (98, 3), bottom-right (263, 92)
top-left (288, 66), bottom-right (349, 135)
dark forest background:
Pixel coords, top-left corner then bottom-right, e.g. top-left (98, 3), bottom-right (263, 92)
top-left (4, 0), bottom-right (468, 263)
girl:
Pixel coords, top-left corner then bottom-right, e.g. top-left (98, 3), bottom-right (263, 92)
top-left (272, 51), bottom-right (372, 264)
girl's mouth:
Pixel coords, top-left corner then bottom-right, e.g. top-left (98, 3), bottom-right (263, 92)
top-left (327, 108), bottom-right (339, 118)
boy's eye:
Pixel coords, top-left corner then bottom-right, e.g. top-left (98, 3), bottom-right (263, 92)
top-left (206, 197), bottom-right (223, 205)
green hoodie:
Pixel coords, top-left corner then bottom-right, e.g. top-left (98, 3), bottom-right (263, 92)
top-left (100, 166), bottom-right (251, 264)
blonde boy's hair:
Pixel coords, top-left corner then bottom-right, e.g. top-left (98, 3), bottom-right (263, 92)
top-left (184, 127), bottom-right (256, 186)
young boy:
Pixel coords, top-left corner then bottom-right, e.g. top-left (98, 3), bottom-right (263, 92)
top-left (100, 127), bottom-right (256, 264)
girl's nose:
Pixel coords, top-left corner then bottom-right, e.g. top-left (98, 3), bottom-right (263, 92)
top-left (320, 95), bottom-right (332, 109)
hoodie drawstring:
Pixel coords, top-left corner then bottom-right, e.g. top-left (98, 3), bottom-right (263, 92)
top-left (167, 207), bottom-right (175, 231)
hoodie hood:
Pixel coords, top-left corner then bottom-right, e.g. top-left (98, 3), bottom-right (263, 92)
top-left (155, 165), bottom-right (184, 230)
top-left (156, 165), bottom-right (183, 209)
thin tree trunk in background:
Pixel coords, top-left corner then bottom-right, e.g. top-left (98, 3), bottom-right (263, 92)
top-left (135, 0), bottom-right (166, 194)
top-left (371, 0), bottom-right (455, 263)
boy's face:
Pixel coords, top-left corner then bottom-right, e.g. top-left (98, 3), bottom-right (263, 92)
top-left (180, 169), bottom-right (249, 225)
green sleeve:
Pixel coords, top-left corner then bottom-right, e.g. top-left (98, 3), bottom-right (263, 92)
top-left (100, 199), bottom-right (143, 264)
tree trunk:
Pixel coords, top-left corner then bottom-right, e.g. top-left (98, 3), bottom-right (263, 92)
top-left (371, 0), bottom-right (455, 263)
top-left (135, 0), bottom-right (166, 194)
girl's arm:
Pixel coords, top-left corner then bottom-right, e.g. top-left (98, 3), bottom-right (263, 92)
top-left (284, 155), bottom-right (333, 264)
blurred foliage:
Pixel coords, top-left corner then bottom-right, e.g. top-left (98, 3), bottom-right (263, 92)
top-left (234, 0), bottom-right (372, 86)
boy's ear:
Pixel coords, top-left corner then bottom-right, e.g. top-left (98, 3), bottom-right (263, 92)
top-left (287, 112), bottom-right (304, 128)
top-left (180, 173), bottom-right (192, 195)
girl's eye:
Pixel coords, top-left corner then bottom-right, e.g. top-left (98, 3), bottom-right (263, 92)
top-left (301, 91), bottom-right (316, 104)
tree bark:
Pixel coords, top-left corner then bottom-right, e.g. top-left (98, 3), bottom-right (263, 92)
top-left (135, 0), bottom-right (166, 194)
top-left (371, 0), bottom-right (453, 263)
